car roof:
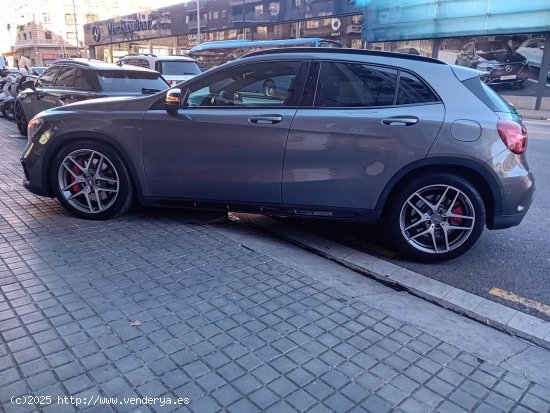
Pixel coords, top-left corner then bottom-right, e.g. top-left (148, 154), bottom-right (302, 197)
top-left (242, 47), bottom-right (445, 65)
top-left (52, 58), bottom-right (160, 72)
top-left (119, 55), bottom-right (197, 62)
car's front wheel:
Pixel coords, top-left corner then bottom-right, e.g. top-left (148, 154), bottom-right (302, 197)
top-left (15, 102), bottom-right (27, 135)
top-left (51, 141), bottom-right (134, 220)
top-left (388, 174), bottom-right (485, 262)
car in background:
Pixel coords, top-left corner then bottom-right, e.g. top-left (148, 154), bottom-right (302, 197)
top-left (117, 54), bottom-right (201, 86)
top-left (29, 66), bottom-right (47, 76)
top-left (516, 37), bottom-right (550, 78)
top-left (15, 58), bottom-right (169, 135)
top-left (455, 40), bottom-right (529, 87)
top-left (394, 47), bottom-right (431, 57)
top-left (20, 48), bottom-right (535, 262)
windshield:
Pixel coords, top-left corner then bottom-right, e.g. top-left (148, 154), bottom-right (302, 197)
top-left (159, 61), bottom-right (201, 76)
top-left (96, 70), bottom-right (169, 93)
top-left (475, 41), bottom-right (511, 54)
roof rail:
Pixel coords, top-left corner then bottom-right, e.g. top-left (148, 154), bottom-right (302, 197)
top-left (51, 58), bottom-right (93, 67)
top-left (241, 47), bottom-right (446, 65)
top-left (118, 53), bottom-right (157, 58)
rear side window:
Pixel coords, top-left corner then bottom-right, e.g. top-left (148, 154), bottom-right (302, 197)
top-left (96, 70), bottom-right (169, 93)
top-left (315, 62), bottom-right (397, 107)
top-left (158, 61), bottom-right (201, 76)
top-left (462, 76), bottom-right (514, 113)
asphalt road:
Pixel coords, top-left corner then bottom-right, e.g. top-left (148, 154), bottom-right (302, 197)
top-left (288, 120), bottom-right (550, 321)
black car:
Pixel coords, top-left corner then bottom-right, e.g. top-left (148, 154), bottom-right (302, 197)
top-left (15, 58), bottom-right (169, 135)
top-left (455, 40), bottom-right (529, 87)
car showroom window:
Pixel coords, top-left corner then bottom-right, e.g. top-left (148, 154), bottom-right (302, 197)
top-left (185, 61), bottom-right (302, 107)
top-left (54, 66), bottom-right (80, 88)
top-left (396, 71), bottom-right (439, 105)
top-left (315, 62), bottom-right (398, 107)
top-left (36, 66), bottom-right (60, 88)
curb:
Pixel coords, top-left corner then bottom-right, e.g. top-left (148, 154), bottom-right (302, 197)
top-left (230, 213), bottom-right (550, 351)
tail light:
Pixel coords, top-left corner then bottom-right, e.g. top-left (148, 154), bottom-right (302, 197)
top-left (497, 120), bottom-right (527, 154)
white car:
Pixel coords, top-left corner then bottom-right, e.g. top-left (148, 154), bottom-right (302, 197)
top-left (117, 54), bottom-right (201, 86)
top-left (516, 37), bottom-right (550, 78)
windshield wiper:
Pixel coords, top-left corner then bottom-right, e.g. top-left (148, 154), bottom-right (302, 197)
top-left (141, 87), bottom-right (161, 94)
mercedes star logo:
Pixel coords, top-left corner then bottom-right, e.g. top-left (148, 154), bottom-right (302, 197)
top-left (505, 65), bottom-right (513, 73)
top-left (92, 26), bottom-right (101, 43)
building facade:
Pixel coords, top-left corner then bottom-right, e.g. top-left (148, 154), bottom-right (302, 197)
top-left (83, 0), bottom-right (365, 62)
top-left (0, 0), bottom-right (157, 67)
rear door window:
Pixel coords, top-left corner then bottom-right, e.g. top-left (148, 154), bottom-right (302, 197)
top-left (315, 62), bottom-right (397, 107)
top-left (396, 72), bottom-right (439, 105)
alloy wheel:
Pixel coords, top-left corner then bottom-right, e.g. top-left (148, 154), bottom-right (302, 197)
top-left (399, 184), bottom-right (476, 254)
top-left (57, 149), bottom-right (120, 214)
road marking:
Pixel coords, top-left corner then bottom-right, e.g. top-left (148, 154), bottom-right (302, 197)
top-left (489, 287), bottom-right (550, 316)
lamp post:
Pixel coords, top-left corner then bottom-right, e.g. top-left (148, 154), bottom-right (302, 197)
top-left (196, 0), bottom-right (201, 44)
top-left (72, 0), bottom-right (80, 56)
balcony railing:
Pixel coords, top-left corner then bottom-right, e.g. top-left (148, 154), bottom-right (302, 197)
top-left (15, 39), bottom-right (72, 49)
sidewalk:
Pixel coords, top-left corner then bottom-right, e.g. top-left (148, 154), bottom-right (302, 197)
top-left (500, 94), bottom-right (550, 120)
top-left (1, 117), bottom-right (550, 413)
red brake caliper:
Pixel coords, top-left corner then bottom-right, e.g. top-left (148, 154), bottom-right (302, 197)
top-left (450, 202), bottom-right (463, 225)
top-left (70, 165), bottom-right (82, 193)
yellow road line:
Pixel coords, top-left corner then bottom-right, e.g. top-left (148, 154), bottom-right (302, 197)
top-left (489, 287), bottom-right (550, 316)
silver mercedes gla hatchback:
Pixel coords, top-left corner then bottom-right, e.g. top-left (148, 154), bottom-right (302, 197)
top-left (20, 48), bottom-right (535, 261)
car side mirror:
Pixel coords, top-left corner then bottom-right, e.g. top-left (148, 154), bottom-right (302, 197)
top-left (165, 88), bottom-right (182, 110)
top-left (22, 79), bottom-right (35, 90)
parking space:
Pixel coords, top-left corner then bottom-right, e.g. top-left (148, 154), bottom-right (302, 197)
top-left (1, 119), bottom-right (550, 412)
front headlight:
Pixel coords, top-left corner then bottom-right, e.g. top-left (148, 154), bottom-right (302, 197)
top-left (27, 118), bottom-right (45, 140)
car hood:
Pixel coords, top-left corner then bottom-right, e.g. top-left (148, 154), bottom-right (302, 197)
top-left (45, 95), bottom-right (156, 113)
top-left (477, 51), bottom-right (525, 64)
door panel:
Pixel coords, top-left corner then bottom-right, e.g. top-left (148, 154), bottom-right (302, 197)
top-left (142, 108), bottom-right (296, 203)
top-left (141, 60), bottom-right (306, 203)
top-left (283, 61), bottom-right (445, 210)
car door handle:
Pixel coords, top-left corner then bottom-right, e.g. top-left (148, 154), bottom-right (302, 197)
top-left (248, 115), bottom-right (283, 124)
top-left (381, 116), bottom-right (418, 126)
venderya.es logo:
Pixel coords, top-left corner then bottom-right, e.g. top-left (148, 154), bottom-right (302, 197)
top-left (92, 26), bottom-right (101, 43)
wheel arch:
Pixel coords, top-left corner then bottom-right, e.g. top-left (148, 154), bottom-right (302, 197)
top-left (42, 131), bottom-right (144, 199)
top-left (377, 157), bottom-right (502, 227)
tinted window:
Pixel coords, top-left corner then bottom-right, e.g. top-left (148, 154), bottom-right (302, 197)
top-left (159, 61), bottom-right (201, 76)
top-left (123, 59), bottom-right (150, 69)
top-left (315, 62), bottom-right (397, 107)
top-left (462, 76), bottom-right (515, 114)
top-left (396, 71), bottom-right (439, 105)
top-left (186, 61), bottom-right (302, 107)
top-left (96, 70), bottom-right (169, 93)
top-left (36, 66), bottom-right (60, 87)
top-left (54, 66), bottom-right (80, 88)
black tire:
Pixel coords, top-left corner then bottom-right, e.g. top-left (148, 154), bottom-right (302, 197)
top-left (2, 102), bottom-right (15, 120)
top-left (51, 140), bottom-right (134, 220)
top-left (15, 102), bottom-right (27, 135)
top-left (263, 80), bottom-right (276, 97)
top-left (387, 173), bottom-right (485, 262)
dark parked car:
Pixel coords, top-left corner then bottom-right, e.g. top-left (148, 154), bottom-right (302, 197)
top-left (15, 58), bottom-right (169, 135)
top-left (455, 40), bottom-right (529, 87)
top-left (20, 48), bottom-right (535, 261)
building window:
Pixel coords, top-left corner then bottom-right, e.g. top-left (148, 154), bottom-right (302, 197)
top-left (67, 32), bottom-right (77, 42)
top-left (45, 31), bottom-right (52, 40)
top-left (43, 13), bottom-right (51, 23)
top-left (65, 14), bottom-right (76, 25)
top-left (85, 13), bottom-right (99, 23)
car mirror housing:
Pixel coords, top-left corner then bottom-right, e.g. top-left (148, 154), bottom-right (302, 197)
top-left (165, 88), bottom-right (182, 110)
top-left (22, 79), bottom-right (36, 90)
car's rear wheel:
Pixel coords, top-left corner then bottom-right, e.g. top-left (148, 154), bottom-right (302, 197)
top-left (15, 102), bottom-right (27, 135)
top-left (51, 141), bottom-right (134, 220)
top-left (388, 174), bottom-right (485, 262)
top-left (2, 101), bottom-right (15, 120)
